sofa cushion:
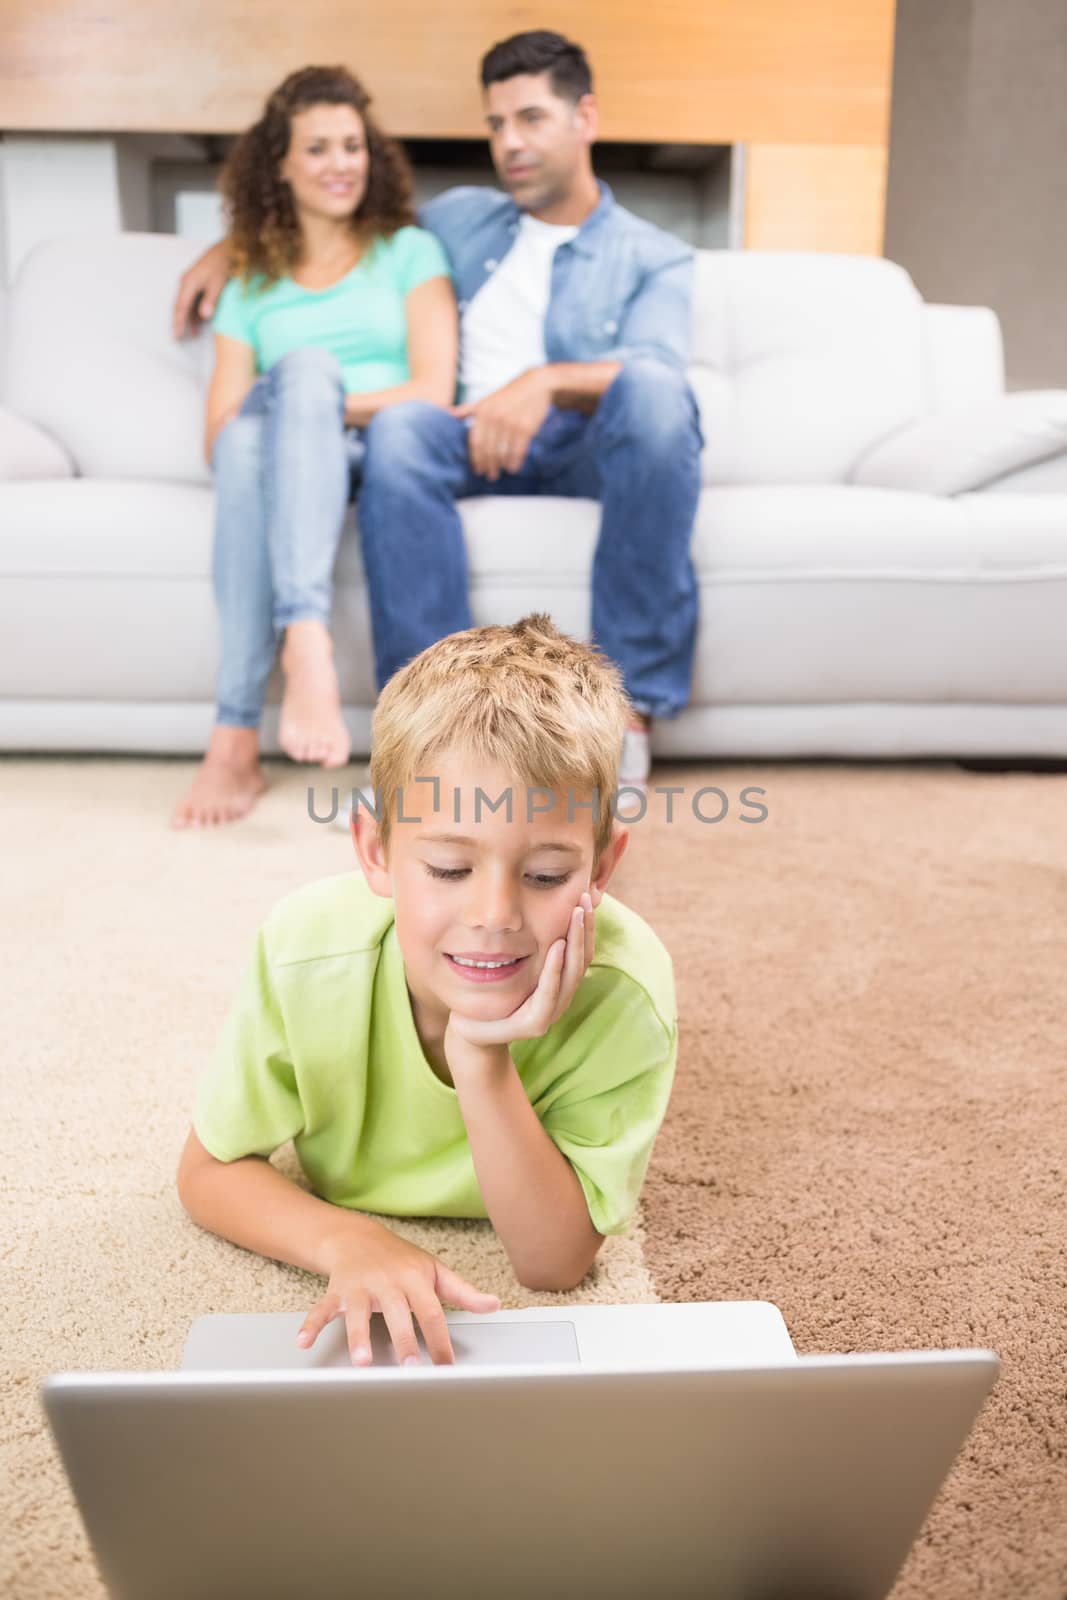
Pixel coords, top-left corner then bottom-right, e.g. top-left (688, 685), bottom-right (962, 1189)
top-left (5, 233), bottom-right (213, 485)
top-left (4, 481), bottom-right (1064, 710)
top-left (688, 252), bottom-right (927, 487)
top-left (685, 485), bottom-right (1067, 704)
top-left (5, 479), bottom-right (1063, 591)
top-left (849, 391), bottom-right (1067, 495)
top-left (6, 234), bottom-right (934, 495)
top-left (981, 454), bottom-right (1067, 494)
top-left (921, 304), bottom-right (1005, 413)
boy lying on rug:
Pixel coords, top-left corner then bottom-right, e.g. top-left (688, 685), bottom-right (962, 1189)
top-left (177, 613), bottom-right (677, 1367)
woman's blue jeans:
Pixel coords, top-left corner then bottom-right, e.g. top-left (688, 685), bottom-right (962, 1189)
top-left (357, 358), bottom-right (704, 719)
top-left (212, 347), bottom-right (363, 728)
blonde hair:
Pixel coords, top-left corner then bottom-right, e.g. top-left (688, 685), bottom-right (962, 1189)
top-left (369, 614), bottom-right (631, 861)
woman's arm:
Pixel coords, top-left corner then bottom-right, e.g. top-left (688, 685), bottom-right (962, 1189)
top-left (343, 275), bottom-right (458, 428)
top-left (204, 334), bottom-right (257, 464)
top-left (174, 238), bottom-right (234, 339)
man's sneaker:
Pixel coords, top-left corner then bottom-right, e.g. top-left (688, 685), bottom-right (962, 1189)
top-left (332, 792), bottom-right (377, 834)
top-left (616, 723), bottom-right (651, 819)
top-left (331, 766), bottom-right (375, 833)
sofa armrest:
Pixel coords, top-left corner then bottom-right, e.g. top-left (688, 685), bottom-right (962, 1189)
top-left (0, 405), bottom-right (75, 480)
top-left (922, 304), bottom-right (1005, 412)
top-left (849, 390), bottom-right (1067, 496)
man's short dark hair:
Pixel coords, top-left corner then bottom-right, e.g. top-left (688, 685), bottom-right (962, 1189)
top-left (479, 31), bottom-right (593, 102)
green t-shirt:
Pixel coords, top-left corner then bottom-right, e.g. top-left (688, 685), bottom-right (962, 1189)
top-left (194, 871), bottom-right (677, 1237)
top-left (212, 225), bottom-right (451, 395)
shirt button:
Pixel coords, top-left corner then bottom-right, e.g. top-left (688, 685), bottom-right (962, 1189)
top-left (604, 319), bottom-right (618, 334)
top-left (484, 258), bottom-right (498, 272)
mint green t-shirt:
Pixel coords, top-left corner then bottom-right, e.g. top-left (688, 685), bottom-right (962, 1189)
top-left (194, 871), bottom-right (677, 1237)
top-left (212, 225), bottom-right (451, 395)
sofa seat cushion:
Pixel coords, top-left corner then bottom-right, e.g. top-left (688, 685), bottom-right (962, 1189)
top-left (4, 479), bottom-right (1065, 584)
top-left (0, 481), bottom-right (214, 576)
top-left (2, 481), bottom-right (1064, 706)
top-left (687, 486), bottom-right (1067, 704)
top-left (690, 483), bottom-right (1067, 575)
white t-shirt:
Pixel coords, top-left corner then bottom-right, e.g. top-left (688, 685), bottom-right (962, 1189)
top-left (458, 213), bottom-right (579, 403)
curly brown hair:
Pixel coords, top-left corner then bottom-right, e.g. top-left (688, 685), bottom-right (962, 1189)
top-left (221, 66), bottom-right (416, 285)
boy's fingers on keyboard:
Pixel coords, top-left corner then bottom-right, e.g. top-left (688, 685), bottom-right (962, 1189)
top-left (434, 1262), bottom-right (501, 1314)
top-left (343, 1290), bottom-right (373, 1365)
top-left (410, 1290), bottom-right (456, 1365)
top-left (297, 1292), bottom-right (341, 1347)
top-left (378, 1291), bottom-right (422, 1367)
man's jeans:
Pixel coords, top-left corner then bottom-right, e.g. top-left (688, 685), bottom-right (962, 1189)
top-left (212, 348), bottom-right (362, 727)
top-left (358, 359), bottom-right (703, 718)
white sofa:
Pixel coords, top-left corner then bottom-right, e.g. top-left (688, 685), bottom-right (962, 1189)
top-left (2, 231), bottom-right (1066, 758)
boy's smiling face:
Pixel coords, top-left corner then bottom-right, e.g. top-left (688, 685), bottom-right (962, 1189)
top-left (352, 748), bottom-right (627, 1061)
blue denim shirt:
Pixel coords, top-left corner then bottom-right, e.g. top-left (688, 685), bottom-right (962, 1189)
top-left (417, 180), bottom-right (693, 371)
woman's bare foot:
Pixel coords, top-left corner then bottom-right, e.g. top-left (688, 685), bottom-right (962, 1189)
top-left (171, 726), bottom-right (267, 829)
top-left (278, 620), bottom-right (351, 768)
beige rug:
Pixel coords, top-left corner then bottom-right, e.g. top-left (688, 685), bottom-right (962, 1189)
top-left (633, 760), bottom-right (1067, 1600)
top-left (2, 756), bottom-right (1065, 1598)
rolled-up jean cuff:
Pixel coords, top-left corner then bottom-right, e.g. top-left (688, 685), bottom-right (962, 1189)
top-left (216, 706), bottom-right (262, 729)
top-left (633, 697), bottom-right (687, 720)
top-left (273, 604), bottom-right (331, 629)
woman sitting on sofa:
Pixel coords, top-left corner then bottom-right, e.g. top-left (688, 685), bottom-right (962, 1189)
top-left (173, 65), bottom-right (457, 828)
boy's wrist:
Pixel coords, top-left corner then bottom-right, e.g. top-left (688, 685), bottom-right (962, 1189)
top-left (315, 1210), bottom-right (387, 1277)
top-left (444, 1033), bottom-right (513, 1083)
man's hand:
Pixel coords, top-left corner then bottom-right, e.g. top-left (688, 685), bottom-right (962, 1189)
top-left (450, 367), bottom-right (554, 481)
top-left (444, 888), bottom-right (601, 1076)
top-left (173, 239), bottom-right (232, 340)
top-left (296, 1216), bottom-right (500, 1367)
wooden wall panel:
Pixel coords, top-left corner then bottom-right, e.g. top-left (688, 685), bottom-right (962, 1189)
top-left (743, 142), bottom-right (890, 254)
top-left (1, 0), bottom-right (896, 144)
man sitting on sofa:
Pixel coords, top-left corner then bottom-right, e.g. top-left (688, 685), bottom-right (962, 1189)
top-left (175, 29), bottom-right (704, 796)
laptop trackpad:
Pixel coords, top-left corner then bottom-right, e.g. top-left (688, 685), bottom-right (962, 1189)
top-left (182, 1312), bottom-right (582, 1370)
top-left (360, 1316), bottom-right (580, 1368)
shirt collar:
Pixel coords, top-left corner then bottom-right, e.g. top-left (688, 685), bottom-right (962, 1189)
top-left (507, 179), bottom-right (615, 258)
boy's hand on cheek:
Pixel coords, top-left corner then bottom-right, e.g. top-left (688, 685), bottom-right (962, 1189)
top-left (444, 890), bottom-right (597, 1076)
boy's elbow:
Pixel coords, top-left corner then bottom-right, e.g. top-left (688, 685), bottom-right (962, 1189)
top-left (176, 1153), bottom-right (201, 1216)
top-left (517, 1268), bottom-right (583, 1293)
top-left (516, 1262), bottom-right (592, 1293)
top-left (176, 1130), bottom-right (218, 1215)
top-left (516, 1236), bottom-right (605, 1293)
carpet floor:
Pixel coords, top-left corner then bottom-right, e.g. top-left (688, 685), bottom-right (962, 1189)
top-left (2, 756), bottom-right (1064, 1598)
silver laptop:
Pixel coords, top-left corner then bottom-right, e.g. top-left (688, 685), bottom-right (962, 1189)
top-left (183, 1298), bottom-right (798, 1370)
top-left (42, 1301), bottom-right (998, 1600)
